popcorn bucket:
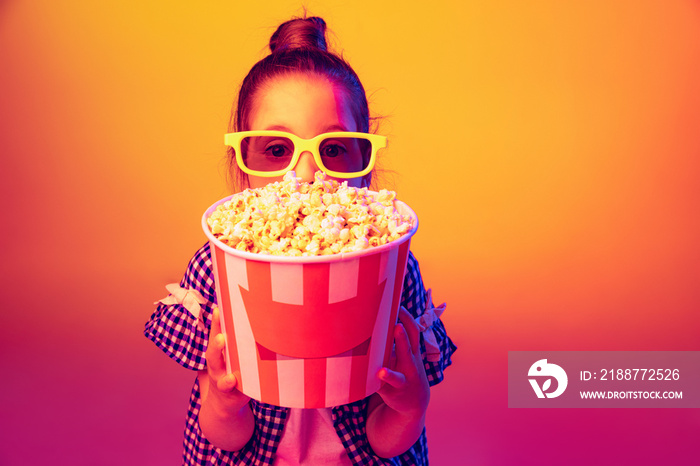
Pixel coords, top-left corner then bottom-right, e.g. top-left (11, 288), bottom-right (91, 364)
top-left (202, 195), bottom-right (418, 408)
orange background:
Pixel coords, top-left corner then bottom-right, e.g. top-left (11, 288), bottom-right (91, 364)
top-left (1, 1), bottom-right (699, 464)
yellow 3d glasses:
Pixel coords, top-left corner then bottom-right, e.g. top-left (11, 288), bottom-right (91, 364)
top-left (224, 131), bottom-right (387, 178)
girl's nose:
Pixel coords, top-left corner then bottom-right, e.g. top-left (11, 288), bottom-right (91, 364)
top-left (294, 151), bottom-right (320, 182)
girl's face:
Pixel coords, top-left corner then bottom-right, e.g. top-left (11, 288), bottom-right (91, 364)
top-left (245, 74), bottom-right (366, 189)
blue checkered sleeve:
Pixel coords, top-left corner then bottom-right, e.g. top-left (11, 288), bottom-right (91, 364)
top-left (144, 243), bottom-right (216, 371)
top-left (401, 252), bottom-right (457, 387)
top-left (332, 399), bottom-right (429, 465)
top-left (183, 377), bottom-right (289, 465)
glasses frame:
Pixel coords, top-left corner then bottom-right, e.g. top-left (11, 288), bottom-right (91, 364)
top-left (224, 130), bottom-right (387, 178)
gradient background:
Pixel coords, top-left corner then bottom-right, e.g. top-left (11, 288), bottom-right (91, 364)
top-left (1, 1), bottom-right (699, 465)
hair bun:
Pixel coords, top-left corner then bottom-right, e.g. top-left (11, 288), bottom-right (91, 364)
top-left (269, 16), bottom-right (328, 53)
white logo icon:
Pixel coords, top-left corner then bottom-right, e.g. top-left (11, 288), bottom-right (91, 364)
top-left (528, 359), bottom-right (568, 398)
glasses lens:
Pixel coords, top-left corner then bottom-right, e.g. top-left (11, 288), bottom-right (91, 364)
top-left (241, 136), bottom-right (295, 172)
top-left (318, 137), bottom-right (372, 174)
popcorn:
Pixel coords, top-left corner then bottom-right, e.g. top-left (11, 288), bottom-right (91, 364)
top-left (206, 171), bottom-right (414, 256)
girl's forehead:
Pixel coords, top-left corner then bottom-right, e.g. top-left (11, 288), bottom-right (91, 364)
top-left (249, 73), bottom-right (358, 135)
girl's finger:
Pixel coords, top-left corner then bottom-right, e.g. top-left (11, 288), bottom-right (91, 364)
top-left (206, 307), bottom-right (225, 372)
top-left (378, 367), bottom-right (407, 389)
top-left (206, 332), bottom-right (227, 376)
top-left (216, 372), bottom-right (238, 393)
top-left (210, 306), bottom-right (222, 338)
top-left (397, 307), bottom-right (420, 356)
top-left (392, 323), bottom-right (417, 376)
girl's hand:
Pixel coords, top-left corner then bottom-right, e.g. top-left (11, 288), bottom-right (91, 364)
top-left (376, 306), bottom-right (430, 419)
top-left (197, 307), bottom-right (254, 451)
top-left (201, 307), bottom-right (250, 416)
top-left (366, 306), bottom-right (430, 457)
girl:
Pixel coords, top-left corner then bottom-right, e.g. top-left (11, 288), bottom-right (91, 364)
top-left (145, 15), bottom-right (456, 465)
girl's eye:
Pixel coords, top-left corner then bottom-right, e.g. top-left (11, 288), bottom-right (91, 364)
top-left (265, 143), bottom-right (292, 158)
top-left (320, 142), bottom-right (347, 158)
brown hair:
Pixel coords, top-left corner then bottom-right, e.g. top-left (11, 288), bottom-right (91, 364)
top-left (226, 16), bottom-right (372, 190)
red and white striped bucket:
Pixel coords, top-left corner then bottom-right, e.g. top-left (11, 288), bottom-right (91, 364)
top-left (202, 195), bottom-right (418, 409)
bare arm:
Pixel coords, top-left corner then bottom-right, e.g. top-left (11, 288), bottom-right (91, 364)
top-left (366, 307), bottom-right (430, 458)
top-left (197, 307), bottom-right (255, 451)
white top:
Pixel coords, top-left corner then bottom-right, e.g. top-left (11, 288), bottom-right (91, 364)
top-left (273, 408), bottom-right (353, 465)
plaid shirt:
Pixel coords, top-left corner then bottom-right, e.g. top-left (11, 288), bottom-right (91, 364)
top-left (145, 243), bottom-right (456, 465)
